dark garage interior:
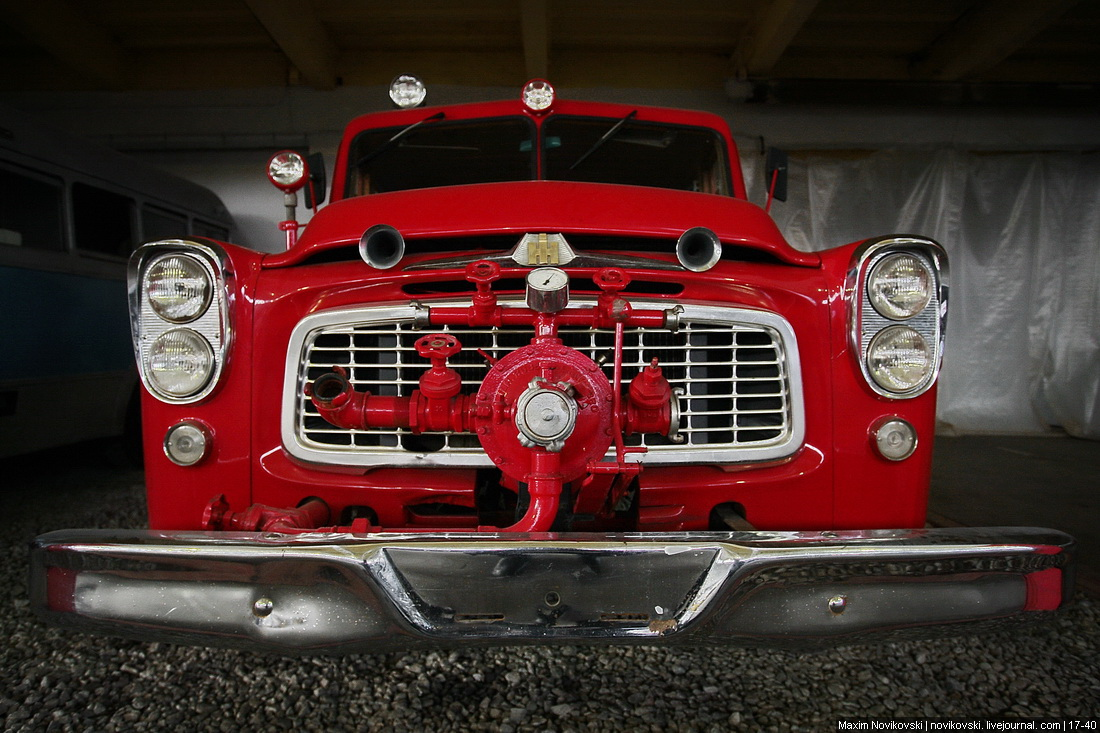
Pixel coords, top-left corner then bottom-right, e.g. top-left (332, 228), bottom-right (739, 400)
top-left (1, 1), bottom-right (1098, 730)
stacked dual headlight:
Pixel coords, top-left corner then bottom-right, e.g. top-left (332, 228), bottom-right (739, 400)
top-left (130, 242), bottom-right (231, 403)
top-left (853, 239), bottom-right (947, 398)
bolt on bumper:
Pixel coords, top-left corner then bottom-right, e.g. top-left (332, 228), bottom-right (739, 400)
top-left (29, 527), bottom-right (1073, 653)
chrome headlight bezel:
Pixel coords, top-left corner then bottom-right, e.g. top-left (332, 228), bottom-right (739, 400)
top-left (129, 240), bottom-right (233, 404)
top-left (848, 237), bottom-right (948, 399)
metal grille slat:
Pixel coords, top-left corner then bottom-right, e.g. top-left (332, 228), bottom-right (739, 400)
top-left (288, 301), bottom-right (801, 466)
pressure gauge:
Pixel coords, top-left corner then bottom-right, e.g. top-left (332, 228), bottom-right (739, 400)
top-left (525, 267), bottom-right (570, 313)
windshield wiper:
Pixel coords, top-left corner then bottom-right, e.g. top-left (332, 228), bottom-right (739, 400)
top-left (568, 110), bottom-right (637, 171)
top-left (356, 111), bottom-right (446, 167)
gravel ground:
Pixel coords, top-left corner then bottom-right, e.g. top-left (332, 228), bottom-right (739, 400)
top-left (3, 441), bottom-right (1098, 732)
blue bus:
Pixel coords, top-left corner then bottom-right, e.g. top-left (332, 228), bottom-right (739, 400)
top-left (0, 104), bottom-right (234, 458)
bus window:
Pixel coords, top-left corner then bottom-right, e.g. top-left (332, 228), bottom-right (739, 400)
top-left (142, 205), bottom-right (188, 242)
top-left (191, 219), bottom-right (230, 242)
top-left (0, 168), bottom-right (64, 251)
top-left (73, 182), bottom-right (135, 257)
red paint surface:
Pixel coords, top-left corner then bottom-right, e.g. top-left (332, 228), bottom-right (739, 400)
top-left (270, 181), bottom-right (815, 269)
top-left (1024, 567), bottom-right (1065, 611)
top-left (139, 95), bottom-right (940, 535)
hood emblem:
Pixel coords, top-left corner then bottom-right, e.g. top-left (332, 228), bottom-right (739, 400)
top-left (511, 233), bottom-right (576, 267)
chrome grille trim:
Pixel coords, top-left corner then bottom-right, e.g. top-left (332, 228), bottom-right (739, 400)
top-left (281, 300), bottom-right (804, 468)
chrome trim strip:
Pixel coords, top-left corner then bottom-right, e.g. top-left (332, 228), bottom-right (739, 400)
top-left (280, 300), bottom-right (805, 468)
top-left (128, 239), bottom-right (234, 404)
top-left (846, 236), bottom-right (949, 399)
top-left (403, 251), bottom-right (686, 272)
top-left (30, 527), bottom-right (1073, 652)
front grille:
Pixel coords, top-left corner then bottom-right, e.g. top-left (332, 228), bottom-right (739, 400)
top-left (283, 302), bottom-right (803, 467)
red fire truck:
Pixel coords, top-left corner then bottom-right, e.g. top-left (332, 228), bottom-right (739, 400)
top-left (31, 78), bottom-right (1073, 652)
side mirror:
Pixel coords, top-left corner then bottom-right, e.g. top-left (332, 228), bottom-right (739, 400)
top-left (304, 152), bottom-right (327, 209)
top-left (764, 147), bottom-right (788, 208)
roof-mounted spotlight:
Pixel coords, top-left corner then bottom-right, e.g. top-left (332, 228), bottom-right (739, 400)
top-left (521, 79), bottom-right (555, 113)
top-left (266, 150), bottom-right (308, 193)
top-left (390, 74), bottom-right (427, 109)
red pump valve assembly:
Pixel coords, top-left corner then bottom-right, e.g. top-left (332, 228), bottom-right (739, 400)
top-left (294, 263), bottom-right (681, 533)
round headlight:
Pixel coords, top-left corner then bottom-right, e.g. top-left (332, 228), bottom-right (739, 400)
top-left (144, 254), bottom-right (212, 323)
top-left (522, 79), bottom-right (555, 112)
top-left (389, 74), bottom-right (426, 108)
top-left (867, 325), bottom-right (933, 393)
top-left (148, 328), bottom-right (215, 398)
top-left (266, 151), bottom-right (307, 192)
top-left (867, 253), bottom-right (933, 320)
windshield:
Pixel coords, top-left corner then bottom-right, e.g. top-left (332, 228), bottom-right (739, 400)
top-left (345, 117), bottom-right (536, 196)
top-left (543, 116), bottom-right (731, 195)
top-left (344, 114), bottom-right (731, 197)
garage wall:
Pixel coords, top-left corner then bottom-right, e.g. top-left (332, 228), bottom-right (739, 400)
top-left (3, 85), bottom-right (1098, 437)
top-left (133, 149), bottom-right (317, 252)
top-left (10, 84), bottom-right (1100, 252)
top-left (746, 149), bottom-right (1100, 439)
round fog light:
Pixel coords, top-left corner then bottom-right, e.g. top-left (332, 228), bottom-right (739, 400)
top-left (873, 418), bottom-right (917, 461)
top-left (164, 422), bottom-right (209, 466)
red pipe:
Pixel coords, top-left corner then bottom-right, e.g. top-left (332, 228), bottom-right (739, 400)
top-left (497, 449), bottom-right (563, 533)
top-left (207, 449), bottom-right (565, 535)
top-left (297, 266), bottom-right (678, 534)
top-left (308, 367), bottom-right (477, 434)
top-left (428, 305), bottom-right (667, 329)
top-left (204, 495), bottom-right (331, 532)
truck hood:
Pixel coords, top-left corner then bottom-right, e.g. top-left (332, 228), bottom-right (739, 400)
top-left (267, 181), bottom-right (818, 268)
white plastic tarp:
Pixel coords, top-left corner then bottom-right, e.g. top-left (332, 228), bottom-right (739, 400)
top-left (742, 149), bottom-right (1100, 439)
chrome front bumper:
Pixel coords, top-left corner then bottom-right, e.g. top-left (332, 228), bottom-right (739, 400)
top-left (30, 527), bottom-right (1073, 652)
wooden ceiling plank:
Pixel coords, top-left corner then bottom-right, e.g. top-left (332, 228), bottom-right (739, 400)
top-left (243, 0), bottom-right (338, 89)
top-left (732, 0), bottom-right (822, 77)
top-left (0, 0), bottom-right (131, 89)
top-left (912, 0), bottom-right (1082, 81)
top-left (521, 0), bottom-right (550, 79)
